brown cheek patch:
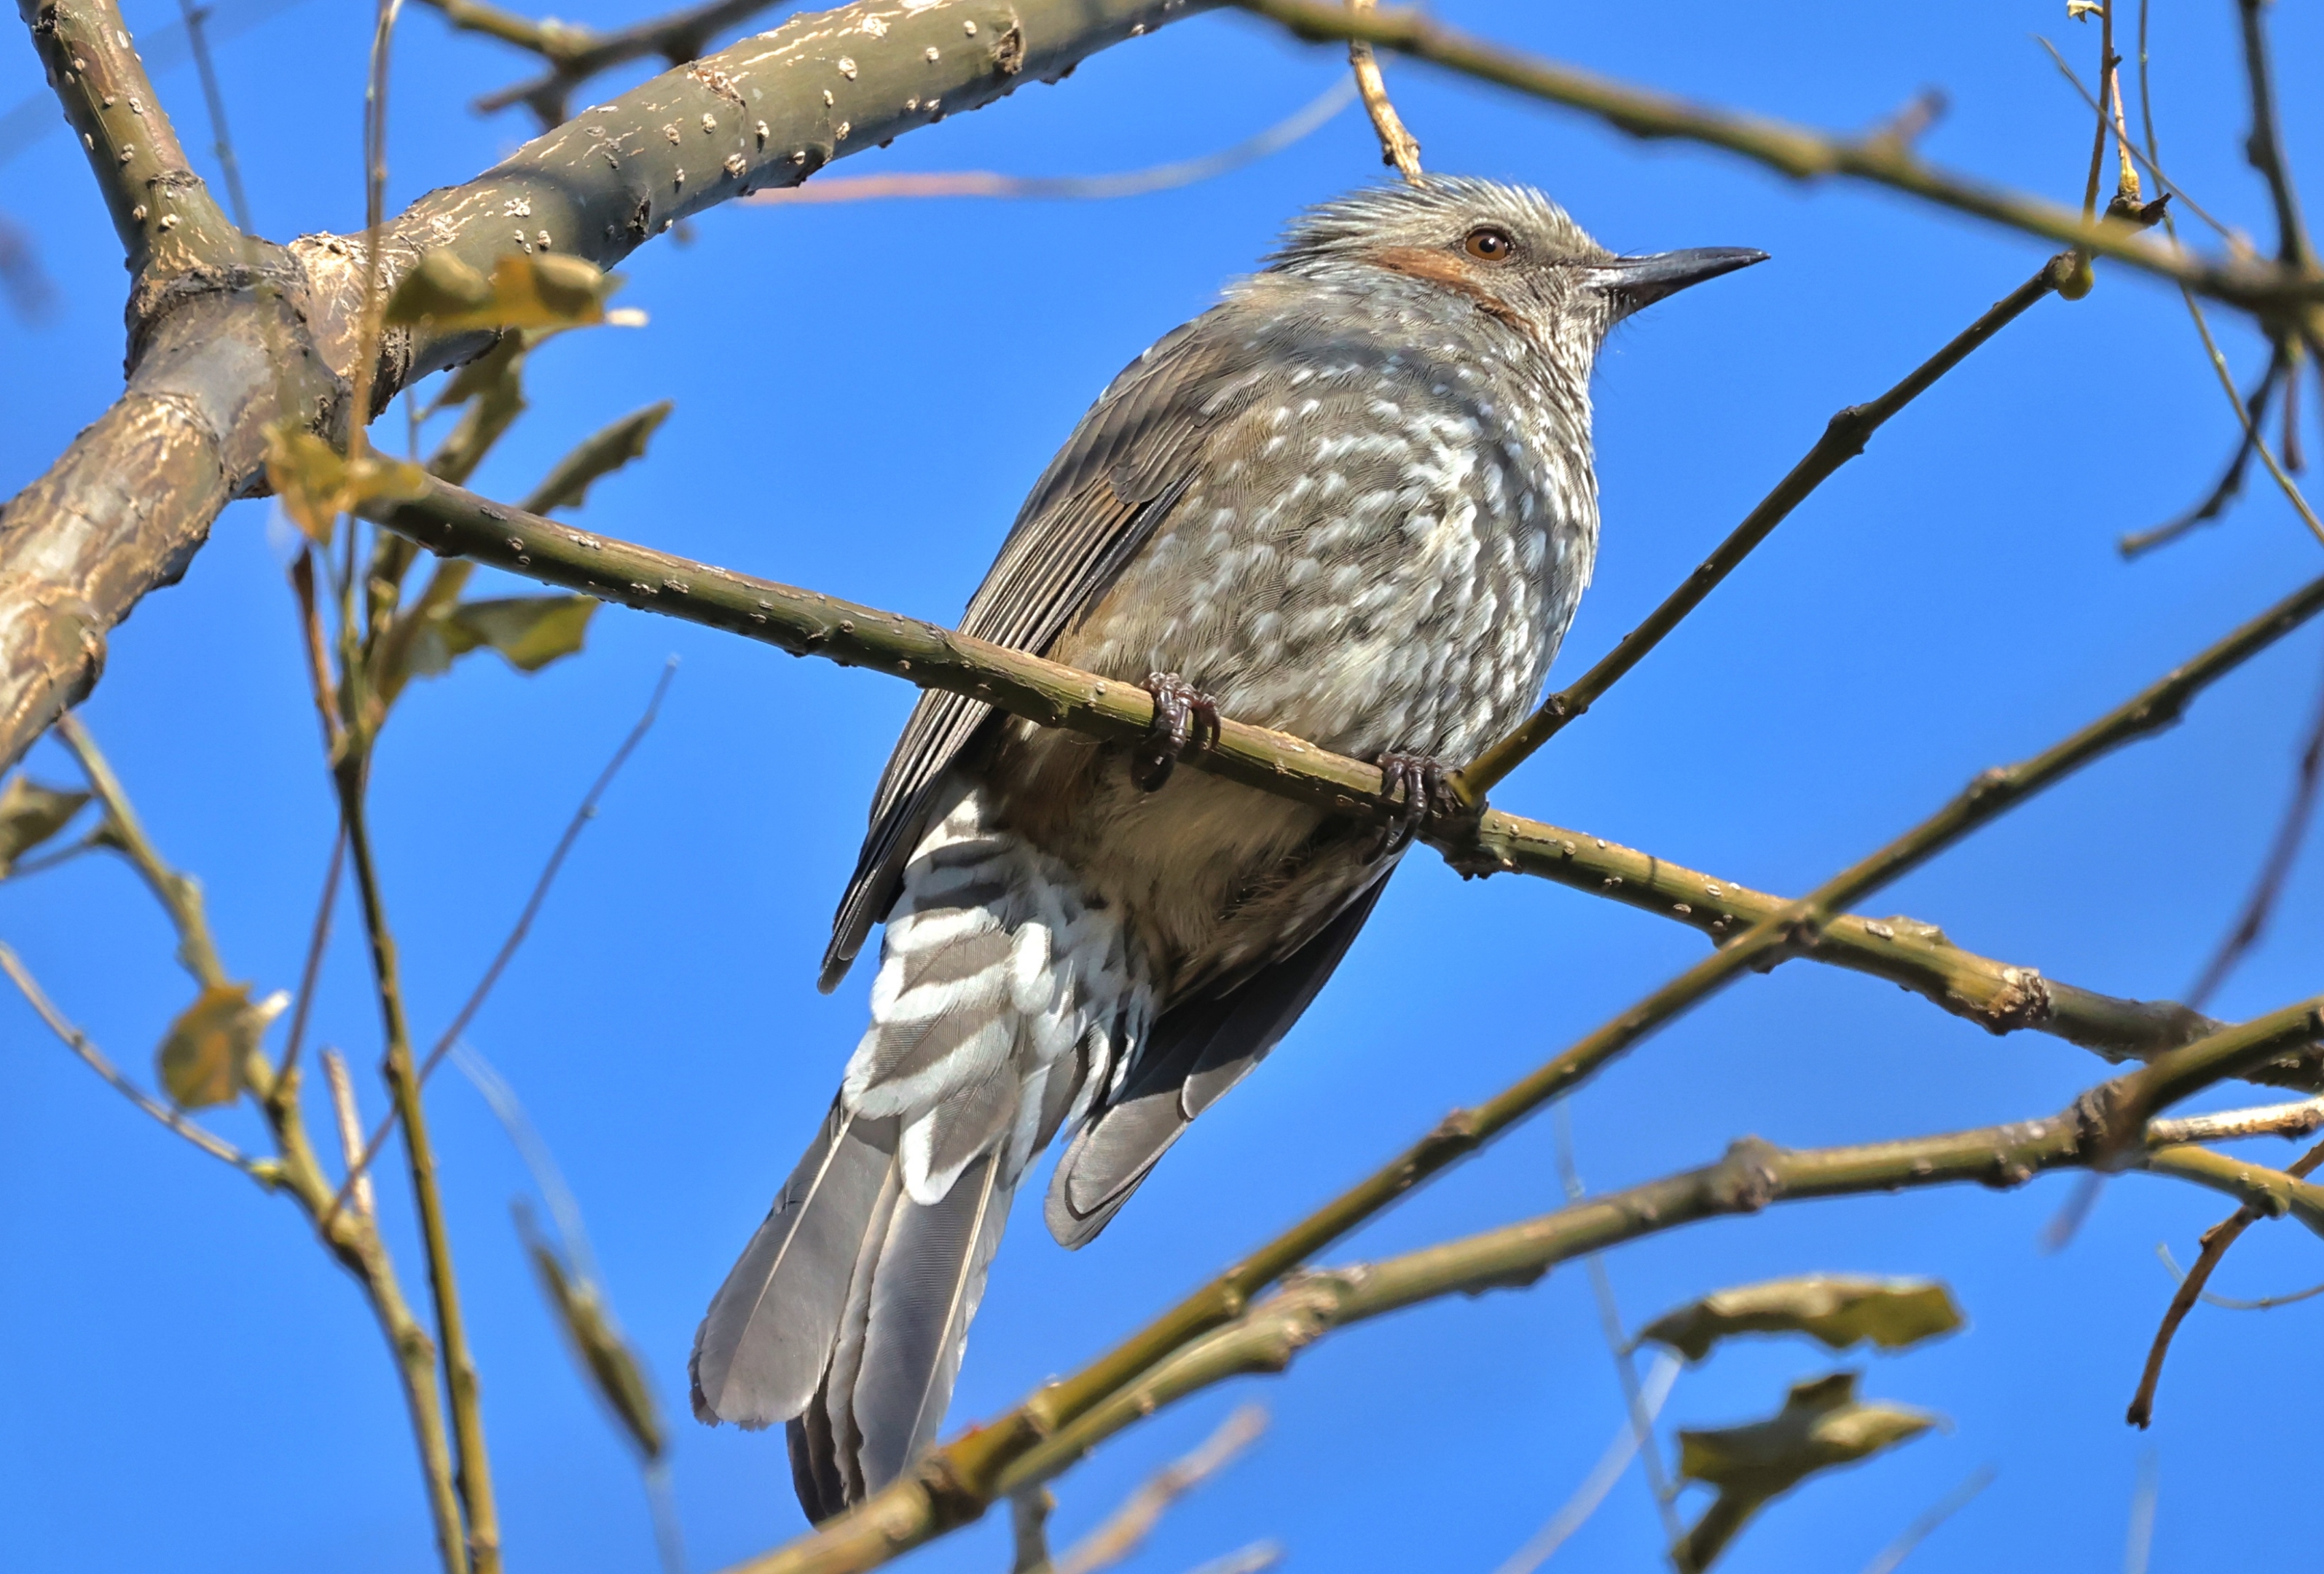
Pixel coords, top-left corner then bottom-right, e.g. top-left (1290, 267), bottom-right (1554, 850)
top-left (1367, 246), bottom-right (1524, 326)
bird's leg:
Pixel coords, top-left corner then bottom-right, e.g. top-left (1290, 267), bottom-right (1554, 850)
top-left (1372, 751), bottom-right (1456, 859)
top-left (1133, 672), bottom-right (1220, 791)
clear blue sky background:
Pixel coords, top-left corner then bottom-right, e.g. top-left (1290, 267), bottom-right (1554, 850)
top-left (4, 1), bottom-right (2322, 1570)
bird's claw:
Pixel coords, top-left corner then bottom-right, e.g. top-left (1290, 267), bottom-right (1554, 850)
top-left (1133, 672), bottom-right (1220, 791)
top-left (1373, 752), bottom-right (1456, 860)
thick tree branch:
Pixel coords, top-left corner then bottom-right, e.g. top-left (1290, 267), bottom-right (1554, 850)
top-left (1230, 0), bottom-right (2324, 318)
top-left (366, 474), bottom-right (2324, 1088)
top-left (0, 0), bottom-right (1213, 776)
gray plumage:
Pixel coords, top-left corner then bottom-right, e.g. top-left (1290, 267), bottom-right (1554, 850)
top-left (691, 176), bottom-right (1762, 1520)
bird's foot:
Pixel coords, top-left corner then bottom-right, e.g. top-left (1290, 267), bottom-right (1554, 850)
top-left (1132, 672), bottom-right (1221, 791)
top-left (1373, 751), bottom-right (1457, 859)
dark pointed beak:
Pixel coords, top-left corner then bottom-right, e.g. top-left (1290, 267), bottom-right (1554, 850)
top-left (1586, 246), bottom-right (1768, 313)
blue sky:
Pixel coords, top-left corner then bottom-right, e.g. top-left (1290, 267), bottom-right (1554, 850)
top-left (4, 1), bottom-right (2322, 1571)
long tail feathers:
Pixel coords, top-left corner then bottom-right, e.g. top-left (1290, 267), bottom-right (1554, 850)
top-left (698, 783), bottom-right (1139, 1520)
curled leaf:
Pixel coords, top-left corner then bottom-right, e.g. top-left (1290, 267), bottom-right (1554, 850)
top-left (426, 334), bottom-right (532, 485)
top-left (264, 426), bottom-right (431, 546)
top-left (1676, 1372), bottom-right (1937, 1571)
top-left (385, 252), bottom-right (644, 333)
top-left (516, 1201), bottom-right (664, 1460)
top-left (521, 402), bottom-right (673, 514)
top-left (0, 776), bottom-right (92, 875)
top-left (158, 983), bottom-right (286, 1108)
top-left (1638, 1275), bottom-right (1964, 1363)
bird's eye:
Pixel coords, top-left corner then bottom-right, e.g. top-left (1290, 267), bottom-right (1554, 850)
top-left (1463, 226), bottom-right (1517, 263)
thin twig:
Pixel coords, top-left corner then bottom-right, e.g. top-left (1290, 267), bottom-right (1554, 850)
top-left (418, 0), bottom-right (798, 128)
top-left (1492, 1352), bottom-right (1681, 1574)
top-left (2184, 636), bottom-right (2324, 1011)
top-left (1344, 0), bottom-right (1420, 180)
top-left (323, 1047), bottom-right (378, 1219)
top-left (2157, 1242), bottom-right (2324, 1311)
top-left (1010, 1490), bottom-right (1056, 1574)
top-left (2119, 347), bottom-right (2288, 558)
top-left (1858, 1465), bottom-right (1994, 1574)
top-left (2127, 1135), bottom-right (2324, 1427)
top-left (1552, 1103), bottom-right (1682, 1554)
top-left (750, 81), bottom-right (1354, 205)
top-left (1453, 257), bottom-right (2065, 804)
top-left (52, 713), bottom-right (228, 990)
top-left (2131, 0), bottom-right (2324, 552)
top-left (0, 941), bottom-right (266, 1176)
top-left (278, 821), bottom-right (346, 1081)
top-left (2124, 1453), bottom-right (2159, 1574)
top-left (327, 659), bottom-right (677, 1224)
top-left (2031, 35), bottom-right (2230, 240)
top-left (2232, 0), bottom-right (2312, 273)
top-left (1053, 1407), bottom-right (1268, 1574)
top-left (172, 0), bottom-right (253, 232)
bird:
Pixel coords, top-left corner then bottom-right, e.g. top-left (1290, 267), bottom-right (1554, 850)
top-left (689, 176), bottom-right (1762, 1520)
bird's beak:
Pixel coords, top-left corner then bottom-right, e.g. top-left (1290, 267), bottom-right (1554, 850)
top-left (1586, 246), bottom-right (1768, 313)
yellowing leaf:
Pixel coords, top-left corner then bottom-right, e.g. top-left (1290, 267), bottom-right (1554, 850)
top-left (157, 983), bottom-right (286, 1108)
top-left (450, 595), bottom-right (597, 673)
top-left (516, 1202), bottom-right (665, 1460)
top-left (1638, 1275), bottom-right (1963, 1363)
top-left (0, 776), bottom-right (92, 876)
top-left (426, 334), bottom-right (532, 485)
top-left (264, 426), bottom-right (431, 546)
top-left (1675, 1373), bottom-right (1937, 1571)
top-left (385, 252), bottom-right (644, 333)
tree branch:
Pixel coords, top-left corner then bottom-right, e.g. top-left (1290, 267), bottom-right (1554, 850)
top-left (0, 0), bottom-right (1214, 776)
top-left (1228, 0), bottom-right (2324, 316)
top-left (715, 1065), bottom-right (2324, 1574)
top-left (366, 472), bottom-right (2324, 1089)
top-left (1453, 254), bottom-right (2070, 804)
top-left (504, 512), bottom-right (2324, 1570)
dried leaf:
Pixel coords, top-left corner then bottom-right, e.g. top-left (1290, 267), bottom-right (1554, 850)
top-left (516, 1202), bottom-right (664, 1460)
top-left (385, 252), bottom-right (644, 333)
top-left (2066, 0), bottom-right (2104, 19)
top-left (264, 426), bottom-right (431, 546)
top-left (521, 402), bottom-right (673, 514)
top-left (157, 983), bottom-right (286, 1108)
top-left (0, 776), bottom-right (91, 875)
top-left (1638, 1275), bottom-right (1963, 1363)
top-left (1676, 1372), bottom-right (1937, 1570)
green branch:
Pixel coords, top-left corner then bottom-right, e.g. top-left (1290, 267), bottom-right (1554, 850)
top-left (366, 474), bottom-right (2321, 1089)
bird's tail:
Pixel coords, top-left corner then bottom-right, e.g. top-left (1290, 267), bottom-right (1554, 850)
top-left (690, 782), bottom-right (1147, 1519)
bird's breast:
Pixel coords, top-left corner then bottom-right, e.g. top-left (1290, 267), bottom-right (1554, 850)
top-left (1059, 360), bottom-right (1595, 766)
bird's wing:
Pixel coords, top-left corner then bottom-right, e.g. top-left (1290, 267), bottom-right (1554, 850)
top-left (1043, 872), bottom-right (1390, 1248)
top-left (820, 310), bottom-right (1271, 990)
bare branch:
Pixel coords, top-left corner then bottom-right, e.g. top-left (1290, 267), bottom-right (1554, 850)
top-left (2127, 1135), bottom-right (2324, 1428)
top-left (367, 473), bottom-right (2324, 1086)
top-left (1229, 0), bottom-right (2324, 313)
top-left (750, 79), bottom-right (1352, 205)
top-left (1053, 1406), bottom-right (1267, 1574)
top-left (1493, 1352), bottom-right (1681, 1574)
top-left (0, 0), bottom-right (1213, 777)
top-left (0, 940), bottom-right (269, 1177)
top-left (1343, 0), bottom-right (1419, 181)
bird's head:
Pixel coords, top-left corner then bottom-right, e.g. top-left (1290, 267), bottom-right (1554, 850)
top-left (1268, 176), bottom-right (1764, 375)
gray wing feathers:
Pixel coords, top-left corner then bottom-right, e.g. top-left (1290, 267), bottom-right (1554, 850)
top-left (691, 1103), bottom-right (898, 1428)
top-left (1045, 877), bottom-right (1390, 1248)
top-left (820, 317), bottom-right (1268, 990)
